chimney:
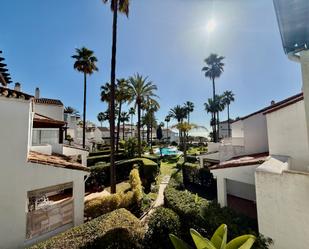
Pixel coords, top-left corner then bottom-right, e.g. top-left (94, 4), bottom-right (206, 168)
top-left (271, 100), bottom-right (275, 105)
top-left (35, 87), bottom-right (40, 99)
top-left (14, 82), bottom-right (21, 92)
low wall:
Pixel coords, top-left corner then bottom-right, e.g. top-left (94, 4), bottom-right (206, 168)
top-left (31, 145), bottom-right (52, 155)
top-left (256, 158), bottom-right (309, 249)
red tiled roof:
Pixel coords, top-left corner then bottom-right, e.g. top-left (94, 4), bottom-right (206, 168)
top-left (232, 93), bottom-right (303, 122)
top-left (35, 98), bottom-right (63, 106)
top-left (33, 113), bottom-right (65, 128)
top-left (210, 152), bottom-right (269, 170)
top-left (28, 151), bottom-right (89, 172)
top-left (0, 86), bottom-right (33, 100)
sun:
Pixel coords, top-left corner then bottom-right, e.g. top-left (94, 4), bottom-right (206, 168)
top-left (206, 19), bottom-right (216, 32)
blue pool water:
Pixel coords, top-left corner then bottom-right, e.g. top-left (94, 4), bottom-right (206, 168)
top-left (155, 147), bottom-right (181, 156)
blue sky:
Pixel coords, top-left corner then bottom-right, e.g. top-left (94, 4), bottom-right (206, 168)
top-left (0, 0), bottom-right (302, 128)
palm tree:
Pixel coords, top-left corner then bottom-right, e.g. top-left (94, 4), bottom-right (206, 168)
top-left (222, 90), bottom-right (235, 137)
top-left (64, 106), bottom-right (79, 115)
top-left (214, 94), bottom-right (225, 140)
top-left (169, 105), bottom-right (187, 148)
top-left (145, 98), bottom-right (160, 146)
top-left (204, 98), bottom-right (217, 142)
top-left (202, 53), bottom-right (224, 142)
top-left (102, 0), bottom-right (130, 193)
top-left (120, 111), bottom-right (130, 140)
top-left (184, 101), bottom-right (194, 124)
top-left (115, 78), bottom-right (130, 151)
top-left (97, 112), bottom-right (105, 127)
top-left (165, 114), bottom-right (171, 142)
top-left (127, 73), bottom-right (158, 157)
top-left (72, 47), bottom-right (98, 149)
top-left (129, 107), bottom-right (135, 137)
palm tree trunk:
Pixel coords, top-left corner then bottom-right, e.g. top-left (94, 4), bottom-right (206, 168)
top-left (137, 102), bottom-right (142, 157)
top-left (212, 77), bottom-right (217, 142)
top-left (116, 101), bottom-right (122, 152)
top-left (217, 111), bottom-right (220, 141)
top-left (109, 0), bottom-right (118, 194)
top-left (122, 121), bottom-right (125, 140)
top-left (188, 113), bottom-right (190, 124)
top-left (227, 104), bottom-right (231, 137)
top-left (166, 121), bottom-right (169, 142)
top-left (150, 123), bottom-right (153, 150)
top-left (131, 114), bottom-right (133, 137)
top-left (82, 72), bottom-right (87, 149)
top-left (184, 132), bottom-right (187, 162)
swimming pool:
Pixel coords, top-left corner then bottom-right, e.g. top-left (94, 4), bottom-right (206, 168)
top-left (154, 147), bottom-right (182, 156)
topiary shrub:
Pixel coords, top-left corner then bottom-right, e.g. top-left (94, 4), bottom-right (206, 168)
top-left (143, 207), bottom-right (181, 249)
top-left (87, 153), bottom-right (126, 166)
top-left (85, 169), bottom-right (143, 219)
top-left (28, 208), bottom-right (144, 249)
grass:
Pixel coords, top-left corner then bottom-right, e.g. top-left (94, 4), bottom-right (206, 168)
top-left (157, 161), bottom-right (177, 184)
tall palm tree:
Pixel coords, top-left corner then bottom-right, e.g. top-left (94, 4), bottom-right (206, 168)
top-left (120, 111), bottom-right (130, 140)
top-left (184, 101), bottom-right (194, 124)
top-left (72, 47), bottom-right (98, 148)
top-left (145, 98), bottom-right (160, 146)
top-left (129, 107), bottom-right (135, 137)
top-left (165, 114), bottom-right (171, 142)
top-left (204, 98), bottom-right (217, 142)
top-left (214, 94), bottom-right (225, 140)
top-left (169, 105), bottom-right (187, 148)
top-left (115, 78), bottom-right (130, 151)
top-left (202, 53), bottom-right (224, 142)
top-left (102, 0), bottom-right (130, 194)
top-left (127, 73), bottom-right (158, 157)
top-left (222, 90), bottom-right (235, 137)
top-left (97, 112), bottom-right (105, 127)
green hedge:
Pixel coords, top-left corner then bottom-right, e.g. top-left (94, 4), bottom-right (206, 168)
top-left (182, 162), bottom-right (217, 200)
top-left (143, 207), bottom-right (181, 249)
top-left (85, 169), bottom-right (143, 219)
top-left (28, 209), bottom-right (144, 249)
top-left (87, 153), bottom-right (126, 166)
top-left (86, 158), bottom-right (159, 193)
top-left (89, 149), bottom-right (125, 157)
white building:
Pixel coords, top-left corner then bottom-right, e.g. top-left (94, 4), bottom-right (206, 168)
top-left (218, 120), bottom-right (230, 139)
top-left (0, 83), bottom-right (89, 248)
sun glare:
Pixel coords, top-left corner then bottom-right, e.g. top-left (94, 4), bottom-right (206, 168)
top-left (206, 19), bottom-right (216, 32)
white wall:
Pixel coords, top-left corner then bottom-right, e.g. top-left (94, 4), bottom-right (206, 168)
top-left (231, 120), bottom-right (244, 138)
top-left (256, 162), bottom-right (309, 249)
top-left (34, 103), bottom-right (64, 121)
top-left (266, 100), bottom-right (309, 172)
top-left (226, 179), bottom-right (256, 201)
top-left (0, 97), bottom-right (87, 249)
top-left (243, 113), bottom-right (269, 155)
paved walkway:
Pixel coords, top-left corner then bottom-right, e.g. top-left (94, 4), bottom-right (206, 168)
top-left (141, 175), bottom-right (170, 222)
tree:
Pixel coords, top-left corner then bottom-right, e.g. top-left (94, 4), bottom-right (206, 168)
top-left (184, 101), bottom-right (194, 124)
top-left (144, 98), bottom-right (160, 146)
top-left (72, 47), bottom-right (98, 149)
top-left (97, 112), bottom-right (105, 127)
top-left (202, 54), bottom-right (225, 142)
top-left (214, 94), bottom-right (225, 140)
top-left (120, 111), bottom-right (130, 140)
top-left (165, 114), bottom-right (171, 142)
top-left (102, 0), bottom-right (130, 194)
top-left (129, 107), bottom-right (135, 137)
top-left (127, 73), bottom-right (158, 157)
top-left (204, 98), bottom-right (217, 142)
top-left (115, 78), bottom-right (130, 151)
top-left (64, 106), bottom-right (79, 115)
top-left (169, 105), bottom-right (187, 149)
top-left (222, 90), bottom-right (235, 137)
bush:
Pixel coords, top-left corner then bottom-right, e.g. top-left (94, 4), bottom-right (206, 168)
top-left (85, 169), bottom-right (143, 219)
top-left (176, 157), bottom-right (184, 169)
top-left (171, 141), bottom-right (178, 146)
top-left (182, 163), bottom-right (217, 199)
top-left (87, 153), bottom-right (127, 166)
top-left (143, 207), bottom-right (181, 249)
top-left (124, 138), bottom-right (139, 158)
top-left (28, 209), bottom-right (144, 249)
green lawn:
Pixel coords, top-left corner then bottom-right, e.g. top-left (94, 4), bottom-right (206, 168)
top-left (157, 161), bottom-right (177, 183)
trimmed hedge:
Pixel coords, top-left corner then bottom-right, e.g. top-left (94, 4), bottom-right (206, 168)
top-left (28, 208), bottom-right (144, 249)
top-left (84, 169), bottom-right (143, 219)
top-left (182, 162), bottom-right (217, 200)
top-left (143, 207), bottom-right (181, 249)
top-left (89, 149), bottom-right (125, 157)
top-left (87, 153), bottom-right (126, 166)
top-left (86, 158), bottom-right (159, 193)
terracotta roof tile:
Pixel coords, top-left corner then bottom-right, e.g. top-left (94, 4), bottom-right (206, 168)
top-left (35, 98), bottom-right (63, 106)
top-left (0, 87), bottom-right (33, 100)
top-left (28, 151), bottom-right (89, 172)
top-left (210, 152), bottom-right (269, 170)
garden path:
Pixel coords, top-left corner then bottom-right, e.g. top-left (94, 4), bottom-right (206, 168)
top-left (141, 175), bottom-right (170, 222)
